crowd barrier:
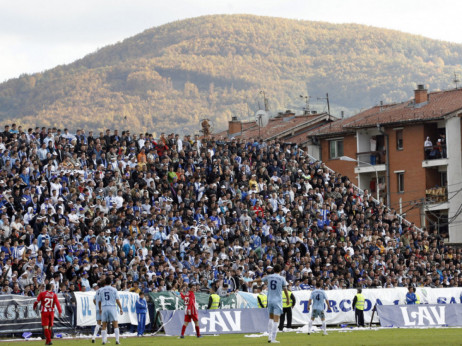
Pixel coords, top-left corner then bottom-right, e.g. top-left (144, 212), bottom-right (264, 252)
top-left (0, 294), bottom-right (73, 334)
top-left (377, 304), bottom-right (461, 327)
top-left (74, 291), bottom-right (151, 326)
top-left (160, 309), bottom-right (268, 335)
top-left (149, 287), bottom-right (462, 326)
top-left (1, 287), bottom-right (460, 335)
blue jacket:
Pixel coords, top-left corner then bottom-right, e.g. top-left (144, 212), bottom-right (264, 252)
top-left (135, 298), bottom-right (147, 314)
top-left (406, 292), bottom-right (417, 304)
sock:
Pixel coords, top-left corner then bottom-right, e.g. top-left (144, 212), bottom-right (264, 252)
top-left (114, 328), bottom-right (120, 342)
top-left (195, 325), bottom-right (200, 337)
top-left (181, 325), bottom-right (186, 336)
top-left (44, 329), bottom-right (50, 343)
top-left (308, 320), bottom-right (313, 333)
top-left (268, 319), bottom-right (273, 338)
top-left (322, 320), bottom-right (326, 332)
top-left (272, 320), bottom-right (278, 341)
top-left (102, 330), bottom-right (107, 343)
top-left (93, 324), bottom-right (100, 339)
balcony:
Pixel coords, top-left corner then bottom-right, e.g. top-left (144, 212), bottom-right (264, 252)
top-left (424, 187), bottom-right (449, 211)
top-left (354, 151), bottom-right (386, 174)
top-left (422, 157), bottom-right (448, 168)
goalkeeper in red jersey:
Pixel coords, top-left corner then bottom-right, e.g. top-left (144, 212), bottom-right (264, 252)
top-left (180, 283), bottom-right (201, 338)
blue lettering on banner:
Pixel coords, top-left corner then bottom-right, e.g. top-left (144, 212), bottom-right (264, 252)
top-left (364, 299), bottom-right (372, 311)
top-left (328, 300), bottom-right (339, 313)
top-left (438, 297), bottom-right (457, 304)
top-left (120, 295), bottom-right (129, 313)
top-left (339, 299), bottom-right (351, 312)
top-left (300, 300), bottom-right (309, 313)
top-left (81, 297), bottom-right (91, 317)
top-left (119, 294), bottom-right (136, 313)
top-left (129, 295), bottom-right (136, 313)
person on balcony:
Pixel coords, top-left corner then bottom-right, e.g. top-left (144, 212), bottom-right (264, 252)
top-left (438, 134), bottom-right (447, 158)
top-left (424, 137), bottom-right (433, 159)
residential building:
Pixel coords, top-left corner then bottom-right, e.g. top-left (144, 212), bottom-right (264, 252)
top-left (213, 110), bottom-right (336, 158)
top-left (308, 85), bottom-right (462, 242)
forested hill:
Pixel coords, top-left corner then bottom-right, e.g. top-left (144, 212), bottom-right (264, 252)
top-left (1, 14), bottom-right (462, 135)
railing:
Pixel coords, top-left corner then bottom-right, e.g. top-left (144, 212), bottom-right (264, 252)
top-left (356, 151), bottom-right (386, 166)
top-left (305, 152), bottom-right (423, 232)
top-left (424, 145), bottom-right (447, 160)
top-left (425, 187), bottom-right (448, 203)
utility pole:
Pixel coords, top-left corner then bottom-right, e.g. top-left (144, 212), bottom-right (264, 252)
top-left (260, 90), bottom-right (269, 112)
top-left (317, 93), bottom-right (331, 115)
top-left (300, 94), bottom-right (311, 114)
top-left (454, 72), bottom-right (460, 89)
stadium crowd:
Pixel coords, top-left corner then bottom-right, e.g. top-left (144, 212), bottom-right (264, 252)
top-left (0, 123), bottom-right (460, 299)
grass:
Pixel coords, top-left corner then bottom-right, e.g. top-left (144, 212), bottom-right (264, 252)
top-left (4, 328), bottom-right (462, 345)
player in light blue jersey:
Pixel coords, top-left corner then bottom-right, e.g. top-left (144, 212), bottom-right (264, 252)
top-left (98, 277), bottom-right (123, 345)
top-left (307, 281), bottom-right (331, 336)
top-left (92, 281), bottom-right (102, 343)
top-left (250, 264), bottom-right (289, 344)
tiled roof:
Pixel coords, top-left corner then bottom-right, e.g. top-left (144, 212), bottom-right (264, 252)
top-left (214, 113), bottom-right (329, 141)
top-left (309, 88), bottom-right (462, 137)
top-left (214, 121), bottom-right (257, 139)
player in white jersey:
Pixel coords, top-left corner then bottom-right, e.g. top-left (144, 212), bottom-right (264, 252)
top-left (98, 277), bottom-right (123, 345)
top-left (307, 281), bottom-right (331, 336)
top-left (250, 264), bottom-right (289, 344)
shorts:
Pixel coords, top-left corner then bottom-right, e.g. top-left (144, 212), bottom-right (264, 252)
top-left (311, 309), bottom-right (325, 319)
top-left (101, 307), bottom-right (118, 323)
top-left (267, 302), bottom-right (283, 316)
top-left (41, 312), bottom-right (55, 327)
top-left (184, 314), bottom-right (198, 323)
top-left (96, 308), bottom-right (101, 321)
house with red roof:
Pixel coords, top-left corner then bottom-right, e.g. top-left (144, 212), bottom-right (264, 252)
top-left (213, 110), bottom-right (336, 158)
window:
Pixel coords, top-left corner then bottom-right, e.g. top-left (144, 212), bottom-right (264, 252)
top-left (329, 139), bottom-right (344, 159)
top-left (397, 172), bottom-right (404, 193)
top-left (396, 130), bottom-right (403, 150)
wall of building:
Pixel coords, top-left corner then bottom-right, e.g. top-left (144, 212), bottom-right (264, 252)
top-left (447, 116), bottom-right (462, 242)
top-left (387, 124), bottom-right (426, 227)
top-left (320, 134), bottom-right (357, 184)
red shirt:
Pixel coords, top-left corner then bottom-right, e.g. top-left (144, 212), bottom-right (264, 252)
top-left (180, 290), bottom-right (198, 316)
top-left (34, 291), bottom-right (63, 314)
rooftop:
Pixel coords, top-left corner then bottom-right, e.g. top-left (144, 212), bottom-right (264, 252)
top-left (214, 112), bottom-right (332, 142)
top-left (310, 87), bottom-right (462, 137)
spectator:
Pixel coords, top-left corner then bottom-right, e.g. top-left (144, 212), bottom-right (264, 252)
top-left (0, 124), bottom-right (457, 302)
top-left (424, 137), bottom-right (433, 159)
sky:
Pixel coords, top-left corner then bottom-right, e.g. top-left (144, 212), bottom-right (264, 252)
top-left (1, 0), bottom-right (462, 82)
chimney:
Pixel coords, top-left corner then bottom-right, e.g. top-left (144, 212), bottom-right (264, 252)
top-left (228, 116), bottom-right (241, 136)
top-left (415, 84), bottom-right (428, 105)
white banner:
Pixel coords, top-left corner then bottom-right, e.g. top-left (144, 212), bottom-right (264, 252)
top-left (75, 291), bottom-right (150, 327)
top-left (288, 287), bottom-right (462, 325)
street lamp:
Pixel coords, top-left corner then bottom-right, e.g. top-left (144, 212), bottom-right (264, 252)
top-left (340, 155), bottom-right (380, 201)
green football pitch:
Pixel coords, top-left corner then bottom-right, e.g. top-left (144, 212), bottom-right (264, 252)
top-left (3, 329), bottom-right (462, 345)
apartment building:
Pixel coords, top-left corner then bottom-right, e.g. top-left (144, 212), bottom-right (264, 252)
top-left (309, 86), bottom-right (462, 243)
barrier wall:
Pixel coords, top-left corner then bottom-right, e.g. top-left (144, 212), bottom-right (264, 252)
top-left (74, 291), bottom-right (150, 326)
top-left (149, 287), bottom-right (462, 325)
top-left (0, 294), bottom-right (73, 333)
top-left (160, 309), bottom-right (268, 335)
top-left (377, 304), bottom-right (462, 327)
